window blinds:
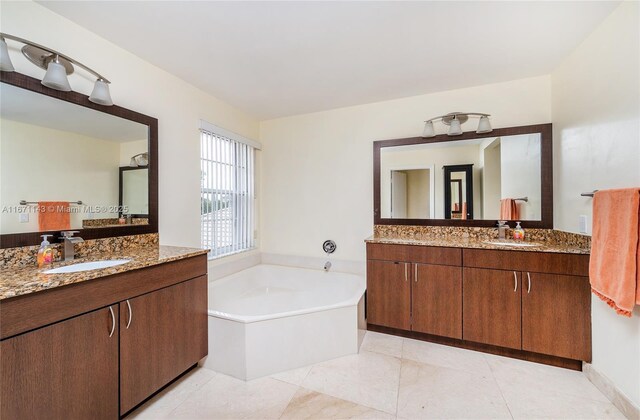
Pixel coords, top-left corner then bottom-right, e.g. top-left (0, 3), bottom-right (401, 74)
top-left (200, 128), bottom-right (256, 258)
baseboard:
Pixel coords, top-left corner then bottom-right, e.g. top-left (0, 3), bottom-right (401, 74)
top-left (582, 363), bottom-right (640, 420)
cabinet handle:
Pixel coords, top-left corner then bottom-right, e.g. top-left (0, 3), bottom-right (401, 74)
top-left (527, 272), bottom-right (531, 294)
top-left (108, 306), bottom-right (115, 338)
top-left (415, 264), bottom-right (418, 282)
top-left (404, 263), bottom-right (408, 282)
top-left (513, 271), bottom-right (518, 292)
top-left (126, 300), bottom-right (133, 329)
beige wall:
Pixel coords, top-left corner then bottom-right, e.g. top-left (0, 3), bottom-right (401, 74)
top-left (0, 119), bottom-right (120, 233)
top-left (260, 75), bottom-right (551, 261)
top-left (406, 170), bottom-right (429, 219)
top-left (1, 1), bottom-right (260, 248)
top-left (552, 1), bottom-right (640, 407)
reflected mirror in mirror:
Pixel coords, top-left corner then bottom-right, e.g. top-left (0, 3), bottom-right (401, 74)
top-left (380, 133), bottom-right (541, 221)
top-left (120, 167), bottom-right (149, 219)
top-left (0, 82), bottom-right (149, 233)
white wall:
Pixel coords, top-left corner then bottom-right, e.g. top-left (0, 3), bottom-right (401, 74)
top-left (482, 138), bottom-right (501, 219)
top-left (552, 1), bottom-right (640, 408)
top-left (119, 139), bottom-right (148, 167)
top-left (1, 1), bottom-right (260, 248)
top-left (0, 119), bottom-right (120, 233)
top-left (260, 76), bottom-right (551, 261)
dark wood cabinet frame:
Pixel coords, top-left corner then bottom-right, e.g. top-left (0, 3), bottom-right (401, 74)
top-left (373, 123), bottom-right (553, 228)
top-left (444, 164), bottom-right (473, 220)
top-left (0, 71), bottom-right (158, 248)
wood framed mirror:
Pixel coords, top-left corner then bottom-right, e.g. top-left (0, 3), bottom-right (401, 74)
top-left (373, 123), bottom-right (553, 228)
top-left (0, 71), bottom-right (158, 248)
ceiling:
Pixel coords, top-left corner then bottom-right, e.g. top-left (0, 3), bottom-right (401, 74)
top-left (0, 83), bottom-right (148, 142)
top-left (39, 1), bottom-right (618, 119)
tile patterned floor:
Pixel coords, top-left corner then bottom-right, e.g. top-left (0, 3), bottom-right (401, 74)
top-left (128, 331), bottom-right (625, 419)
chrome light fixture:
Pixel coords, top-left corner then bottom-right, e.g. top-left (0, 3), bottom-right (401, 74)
top-left (422, 112), bottom-right (492, 137)
top-left (41, 55), bottom-right (71, 91)
top-left (0, 36), bottom-right (15, 72)
top-left (0, 32), bottom-right (113, 106)
top-left (130, 153), bottom-right (149, 167)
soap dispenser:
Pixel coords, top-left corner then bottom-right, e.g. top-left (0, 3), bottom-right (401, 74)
top-left (37, 234), bottom-right (54, 268)
top-left (513, 222), bottom-right (525, 241)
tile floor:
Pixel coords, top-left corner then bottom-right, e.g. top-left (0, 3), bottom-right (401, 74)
top-left (128, 331), bottom-right (624, 419)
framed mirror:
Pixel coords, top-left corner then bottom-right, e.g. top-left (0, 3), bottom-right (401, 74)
top-left (374, 123), bottom-right (552, 228)
top-left (0, 72), bottom-right (158, 247)
top-left (119, 167), bottom-right (149, 219)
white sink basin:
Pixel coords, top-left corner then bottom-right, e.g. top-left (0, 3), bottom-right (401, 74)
top-left (44, 259), bottom-right (131, 274)
top-left (484, 241), bottom-right (538, 248)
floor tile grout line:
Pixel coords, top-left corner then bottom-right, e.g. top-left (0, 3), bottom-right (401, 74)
top-left (395, 338), bottom-right (405, 418)
top-left (276, 384), bottom-right (302, 419)
top-left (484, 355), bottom-right (515, 419)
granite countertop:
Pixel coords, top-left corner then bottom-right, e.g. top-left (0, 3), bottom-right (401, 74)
top-left (0, 245), bottom-right (208, 301)
top-left (365, 235), bottom-right (590, 255)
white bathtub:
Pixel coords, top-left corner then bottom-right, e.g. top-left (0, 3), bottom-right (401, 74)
top-left (202, 264), bottom-right (366, 380)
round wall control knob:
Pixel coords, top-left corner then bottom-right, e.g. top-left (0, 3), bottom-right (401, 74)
top-left (322, 240), bottom-right (336, 254)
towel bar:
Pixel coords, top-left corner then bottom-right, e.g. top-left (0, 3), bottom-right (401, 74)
top-left (20, 200), bottom-right (83, 205)
top-left (580, 191), bottom-right (598, 197)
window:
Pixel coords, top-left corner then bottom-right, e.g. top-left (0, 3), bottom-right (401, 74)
top-left (200, 122), bottom-right (258, 258)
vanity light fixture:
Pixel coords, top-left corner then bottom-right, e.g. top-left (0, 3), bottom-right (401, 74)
top-left (422, 112), bottom-right (492, 137)
top-left (130, 153), bottom-right (149, 167)
top-left (0, 32), bottom-right (114, 106)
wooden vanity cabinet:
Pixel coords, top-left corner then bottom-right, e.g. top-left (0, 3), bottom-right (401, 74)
top-left (462, 267), bottom-right (522, 349)
top-left (1, 306), bottom-right (119, 420)
top-left (120, 276), bottom-right (208, 414)
top-left (366, 243), bottom-right (591, 368)
top-left (463, 249), bottom-right (592, 362)
top-left (366, 260), bottom-right (411, 330)
top-left (0, 254), bottom-right (208, 419)
top-left (366, 243), bottom-right (463, 339)
top-left (521, 272), bottom-right (591, 360)
top-left (412, 263), bottom-right (462, 339)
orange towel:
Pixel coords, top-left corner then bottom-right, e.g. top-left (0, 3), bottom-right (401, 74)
top-left (589, 188), bottom-right (640, 317)
top-left (38, 201), bottom-right (71, 231)
top-left (500, 198), bottom-right (519, 220)
top-left (460, 202), bottom-right (467, 220)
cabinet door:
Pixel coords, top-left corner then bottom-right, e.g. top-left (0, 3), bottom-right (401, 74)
top-left (1, 306), bottom-right (118, 420)
top-left (463, 267), bottom-right (522, 349)
top-left (412, 264), bottom-right (462, 339)
top-left (522, 272), bottom-right (591, 360)
top-left (367, 260), bottom-right (411, 330)
top-left (120, 276), bottom-right (208, 415)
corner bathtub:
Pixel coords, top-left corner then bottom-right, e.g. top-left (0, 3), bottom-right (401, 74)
top-left (202, 264), bottom-right (366, 380)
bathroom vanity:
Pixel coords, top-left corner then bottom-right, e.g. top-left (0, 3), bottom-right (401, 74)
top-left (0, 246), bottom-right (208, 419)
top-left (366, 239), bottom-right (591, 369)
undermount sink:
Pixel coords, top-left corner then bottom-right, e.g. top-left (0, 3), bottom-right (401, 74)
top-left (43, 259), bottom-right (131, 274)
top-left (484, 241), bottom-right (538, 248)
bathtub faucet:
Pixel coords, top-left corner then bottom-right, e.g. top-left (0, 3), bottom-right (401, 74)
top-left (324, 261), bottom-right (332, 271)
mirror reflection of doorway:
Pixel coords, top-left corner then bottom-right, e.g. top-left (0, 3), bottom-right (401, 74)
top-left (443, 164), bottom-right (474, 219)
top-left (390, 170), bottom-right (408, 218)
top-left (389, 167), bottom-right (434, 219)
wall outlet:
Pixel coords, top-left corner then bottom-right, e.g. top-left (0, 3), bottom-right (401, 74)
top-left (19, 213), bottom-right (29, 223)
top-left (579, 215), bottom-right (588, 234)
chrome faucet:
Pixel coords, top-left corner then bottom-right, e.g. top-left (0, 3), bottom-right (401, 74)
top-left (59, 231), bottom-right (84, 261)
top-left (324, 261), bottom-right (332, 271)
top-left (497, 221), bottom-right (509, 240)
